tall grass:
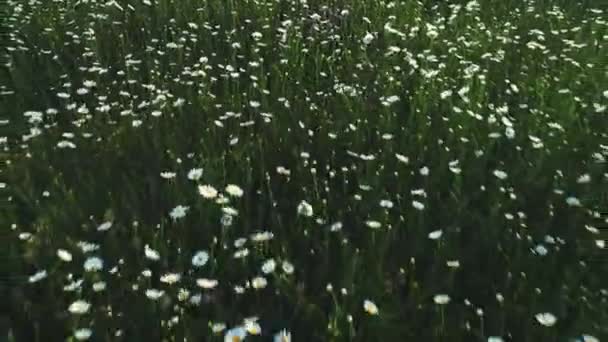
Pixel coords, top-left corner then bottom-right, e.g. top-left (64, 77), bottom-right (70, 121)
top-left (1, 0), bottom-right (607, 341)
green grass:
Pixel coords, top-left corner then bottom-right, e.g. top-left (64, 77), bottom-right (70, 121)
top-left (0, 0), bottom-right (607, 341)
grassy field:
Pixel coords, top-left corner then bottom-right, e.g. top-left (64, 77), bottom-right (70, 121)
top-left (0, 0), bottom-right (607, 340)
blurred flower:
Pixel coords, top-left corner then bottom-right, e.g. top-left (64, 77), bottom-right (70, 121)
top-left (74, 328), bottom-right (92, 341)
top-left (412, 200), bottom-right (425, 210)
top-left (262, 259), bottom-right (276, 274)
top-left (211, 322), bottom-right (226, 334)
top-left (433, 294), bottom-right (450, 305)
top-left (251, 276), bottom-right (267, 289)
top-left (362, 32), bottom-right (374, 45)
top-left (282, 261), bottom-right (294, 274)
top-left (428, 230), bottom-right (443, 240)
top-left (297, 200), bottom-right (314, 217)
top-left (364, 300), bottom-right (379, 315)
top-left (145, 245), bottom-right (160, 261)
top-left (224, 326), bottom-right (247, 342)
top-left (493, 170), bottom-right (508, 180)
top-left (188, 168), bottom-right (203, 180)
top-left (244, 319), bottom-right (261, 335)
top-left (535, 312), bottom-right (557, 327)
top-left (57, 249), bottom-right (73, 262)
top-left (169, 205), bottom-right (189, 220)
top-left (97, 221), bottom-right (112, 231)
top-left (196, 278), bottom-right (219, 289)
top-left (366, 220), bottom-right (382, 229)
top-left (83, 256), bottom-right (103, 272)
top-left (145, 289), bottom-right (164, 300)
top-left (487, 337), bottom-right (504, 342)
top-left (160, 273), bottom-right (181, 285)
top-left (225, 184), bottom-right (244, 197)
top-left (199, 185), bottom-right (218, 199)
top-left (68, 300), bottom-right (91, 315)
top-left (566, 196), bottom-right (581, 207)
top-left (192, 251), bottom-right (209, 267)
top-left (274, 329), bottom-right (291, 342)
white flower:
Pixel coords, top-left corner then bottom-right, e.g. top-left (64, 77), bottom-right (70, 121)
top-left (363, 299), bottom-right (379, 315)
top-left (385, 95), bottom-right (400, 104)
top-left (366, 220), bottom-right (382, 229)
top-left (577, 174), bottom-right (591, 184)
top-left (433, 294), bottom-right (451, 305)
top-left (249, 100), bottom-right (261, 108)
top-left (83, 256), bottom-right (103, 272)
top-left (282, 261), bottom-right (294, 274)
top-left (97, 221), bottom-right (112, 231)
top-left (188, 168), bottom-right (203, 180)
top-left (487, 337), bottom-right (504, 342)
top-left (145, 289), bottom-right (165, 300)
top-left (160, 273), bottom-right (181, 284)
top-left (412, 200), bottom-right (425, 210)
top-left (192, 250), bottom-right (209, 267)
top-left (330, 222), bottom-right (343, 232)
top-left (251, 231), bottom-right (274, 242)
top-left (169, 205), bottom-right (189, 220)
top-left (261, 259), bottom-right (276, 274)
top-left (274, 329), bottom-right (292, 342)
top-left (505, 126), bottom-right (515, 139)
top-left (535, 312), bottom-right (557, 327)
top-left (533, 244), bottom-right (548, 256)
top-left (251, 276), bottom-right (267, 289)
top-left (160, 171), bottom-right (176, 179)
top-left (420, 166), bottom-right (430, 176)
top-left (428, 230), bottom-right (443, 240)
top-left (566, 196), bottom-right (582, 207)
top-left (446, 260), bottom-right (460, 268)
top-left (297, 200), bottom-right (314, 217)
top-left (74, 328), bottom-right (92, 341)
top-left (189, 293), bottom-right (202, 305)
top-left (581, 334), bottom-right (599, 342)
top-left (57, 140), bottom-right (76, 149)
top-left (196, 278), bottom-right (219, 289)
top-left (493, 170), bottom-right (508, 180)
top-left (379, 199), bottom-right (394, 208)
top-left (198, 185), bottom-right (218, 198)
top-left (92, 281), bottom-right (106, 292)
top-left (362, 32), bottom-right (374, 45)
top-left (57, 249), bottom-right (73, 262)
top-left (211, 322), bottom-right (226, 334)
top-left (68, 300), bottom-right (91, 315)
top-left (224, 326), bottom-right (247, 342)
top-left (395, 153), bottom-right (409, 164)
top-left (244, 319), bottom-right (261, 335)
top-left (234, 248), bottom-right (250, 259)
top-left (276, 166), bottom-right (291, 176)
top-left (225, 184), bottom-right (244, 197)
top-left (222, 207), bottom-right (239, 216)
top-left (144, 245), bottom-right (160, 261)
top-left (77, 241), bottom-right (99, 253)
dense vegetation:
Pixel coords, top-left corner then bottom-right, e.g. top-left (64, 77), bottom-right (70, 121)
top-left (1, 0), bottom-right (606, 340)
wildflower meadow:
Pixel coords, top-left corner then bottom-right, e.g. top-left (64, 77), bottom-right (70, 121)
top-left (1, 0), bottom-right (607, 341)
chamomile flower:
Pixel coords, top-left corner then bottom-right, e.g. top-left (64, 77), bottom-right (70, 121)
top-left (363, 300), bottom-right (379, 315)
top-left (433, 294), bottom-right (451, 305)
top-left (192, 250), bottom-right (209, 267)
top-left (224, 326), bottom-right (247, 342)
top-left (199, 185), bottom-right (218, 198)
top-left (274, 329), bottom-right (292, 342)
top-left (535, 312), bottom-right (557, 327)
top-left (225, 184), bottom-right (244, 197)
